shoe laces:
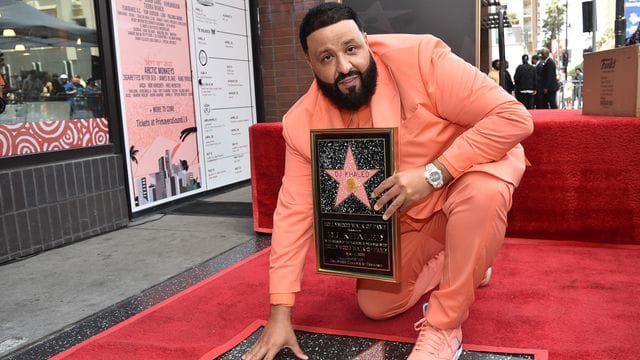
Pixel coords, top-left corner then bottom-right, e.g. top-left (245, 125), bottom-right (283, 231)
top-left (412, 318), bottom-right (461, 357)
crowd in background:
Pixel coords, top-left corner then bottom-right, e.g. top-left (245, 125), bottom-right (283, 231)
top-left (0, 70), bottom-right (103, 119)
top-left (488, 49), bottom-right (583, 110)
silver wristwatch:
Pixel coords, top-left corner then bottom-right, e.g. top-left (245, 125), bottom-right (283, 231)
top-left (424, 163), bottom-right (444, 189)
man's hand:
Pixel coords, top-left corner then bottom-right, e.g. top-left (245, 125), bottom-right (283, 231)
top-left (242, 305), bottom-right (308, 360)
top-left (371, 161), bottom-right (452, 220)
top-left (371, 166), bottom-right (432, 220)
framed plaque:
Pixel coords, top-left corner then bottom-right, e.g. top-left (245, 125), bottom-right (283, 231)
top-left (311, 128), bottom-right (399, 282)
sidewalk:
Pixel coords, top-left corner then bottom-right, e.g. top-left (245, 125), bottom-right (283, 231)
top-left (0, 184), bottom-right (263, 359)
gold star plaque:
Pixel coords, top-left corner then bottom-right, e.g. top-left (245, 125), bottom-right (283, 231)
top-left (311, 128), bottom-right (399, 282)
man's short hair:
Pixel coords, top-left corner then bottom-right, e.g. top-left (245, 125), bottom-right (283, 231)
top-left (299, 2), bottom-right (363, 53)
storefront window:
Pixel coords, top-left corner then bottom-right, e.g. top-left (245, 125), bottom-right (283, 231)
top-left (0, 0), bottom-right (109, 157)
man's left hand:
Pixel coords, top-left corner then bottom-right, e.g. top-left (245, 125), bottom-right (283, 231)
top-left (370, 166), bottom-right (432, 220)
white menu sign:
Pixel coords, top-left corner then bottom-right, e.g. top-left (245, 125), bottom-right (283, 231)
top-left (188, 0), bottom-right (256, 189)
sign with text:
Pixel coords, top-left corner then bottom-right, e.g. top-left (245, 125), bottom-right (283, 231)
top-left (112, 0), bottom-right (256, 211)
top-left (112, 0), bottom-right (200, 210)
top-left (311, 128), bottom-right (399, 282)
top-left (188, 0), bottom-right (256, 189)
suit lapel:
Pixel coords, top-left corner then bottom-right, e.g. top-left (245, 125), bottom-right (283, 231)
top-left (309, 82), bottom-right (343, 129)
top-left (370, 54), bottom-right (403, 128)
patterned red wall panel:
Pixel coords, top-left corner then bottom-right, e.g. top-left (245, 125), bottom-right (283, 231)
top-left (0, 118), bottom-right (110, 157)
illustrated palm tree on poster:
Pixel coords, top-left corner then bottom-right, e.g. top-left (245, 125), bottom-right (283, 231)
top-left (130, 145), bottom-right (139, 164)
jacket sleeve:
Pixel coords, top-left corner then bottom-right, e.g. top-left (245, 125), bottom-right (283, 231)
top-left (545, 60), bottom-right (557, 91)
top-left (268, 116), bottom-right (314, 306)
top-left (419, 39), bottom-right (533, 177)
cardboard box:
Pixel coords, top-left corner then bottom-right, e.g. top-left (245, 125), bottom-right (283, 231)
top-left (583, 45), bottom-right (640, 117)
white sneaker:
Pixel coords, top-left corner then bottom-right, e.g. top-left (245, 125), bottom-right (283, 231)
top-left (479, 267), bottom-right (492, 287)
top-left (407, 317), bottom-right (462, 360)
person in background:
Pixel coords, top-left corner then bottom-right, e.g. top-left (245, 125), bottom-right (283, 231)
top-left (41, 74), bottom-right (54, 100)
top-left (241, 3), bottom-right (533, 360)
top-left (531, 54), bottom-right (540, 67)
top-left (532, 54), bottom-right (545, 109)
top-left (21, 70), bottom-right (41, 102)
top-left (0, 71), bottom-right (5, 98)
top-left (60, 74), bottom-right (76, 117)
top-left (73, 74), bottom-right (86, 88)
top-left (503, 60), bottom-right (515, 95)
top-left (488, 59), bottom-right (500, 83)
top-left (85, 78), bottom-right (103, 117)
top-left (563, 75), bottom-right (574, 109)
top-left (539, 48), bottom-right (559, 109)
top-left (572, 68), bottom-right (583, 109)
top-left (488, 59), bottom-right (514, 95)
top-left (49, 74), bottom-right (66, 101)
top-left (513, 54), bottom-right (537, 109)
top-left (71, 75), bottom-right (85, 96)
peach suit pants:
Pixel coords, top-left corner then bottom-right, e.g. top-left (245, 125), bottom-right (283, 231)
top-left (356, 171), bottom-right (514, 330)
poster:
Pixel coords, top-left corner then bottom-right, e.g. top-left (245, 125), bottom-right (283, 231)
top-left (188, 0), bottom-right (256, 189)
top-left (112, 0), bottom-right (200, 210)
top-left (626, 0), bottom-right (640, 37)
top-left (112, 0), bottom-right (256, 212)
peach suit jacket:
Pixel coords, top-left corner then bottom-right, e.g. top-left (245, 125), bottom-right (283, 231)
top-left (269, 34), bottom-right (534, 305)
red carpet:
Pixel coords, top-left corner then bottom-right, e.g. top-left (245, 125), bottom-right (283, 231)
top-left (53, 238), bottom-right (640, 360)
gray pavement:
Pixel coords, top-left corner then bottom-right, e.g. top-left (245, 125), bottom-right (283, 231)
top-left (0, 184), bottom-right (256, 357)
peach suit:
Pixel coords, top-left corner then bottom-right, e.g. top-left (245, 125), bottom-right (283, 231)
top-left (269, 34), bottom-right (533, 329)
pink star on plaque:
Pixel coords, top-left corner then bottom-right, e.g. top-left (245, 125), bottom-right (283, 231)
top-left (325, 146), bottom-right (379, 209)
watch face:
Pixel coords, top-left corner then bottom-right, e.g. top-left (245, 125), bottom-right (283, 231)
top-left (429, 172), bottom-right (442, 182)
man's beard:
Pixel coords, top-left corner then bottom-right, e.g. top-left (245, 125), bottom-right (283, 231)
top-left (315, 56), bottom-right (377, 111)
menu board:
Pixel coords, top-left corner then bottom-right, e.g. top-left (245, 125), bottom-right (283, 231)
top-left (111, 0), bottom-right (256, 211)
top-left (188, 0), bottom-right (256, 189)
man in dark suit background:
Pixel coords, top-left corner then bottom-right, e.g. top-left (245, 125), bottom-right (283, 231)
top-left (532, 54), bottom-right (545, 109)
top-left (539, 48), bottom-right (559, 109)
top-left (514, 54), bottom-right (537, 109)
